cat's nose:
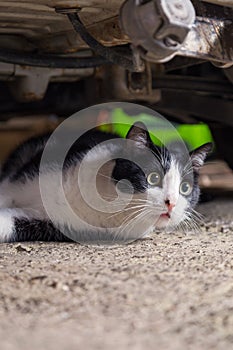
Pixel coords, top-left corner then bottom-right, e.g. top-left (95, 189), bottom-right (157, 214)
top-left (165, 199), bottom-right (175, 212)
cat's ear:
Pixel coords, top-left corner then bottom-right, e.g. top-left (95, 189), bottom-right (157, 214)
top-left (126, 122), bottom-right (151, 148)
top-left (190, 142), bottom-right (213, 172)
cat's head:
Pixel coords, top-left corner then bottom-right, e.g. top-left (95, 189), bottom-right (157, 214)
top-left (112, 122), bottom-right (212, 231)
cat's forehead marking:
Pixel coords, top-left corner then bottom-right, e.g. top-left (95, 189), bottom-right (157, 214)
top-left (163, 157), bottom-right (181, 202)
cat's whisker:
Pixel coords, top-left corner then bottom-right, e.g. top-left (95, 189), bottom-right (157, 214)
top-left (177, 218), bottom-right (190, 233)
top-left (120, 204), bottom-right (150, 223)
top-left (181, 160), bottom-right (195, 178)
top-left (113, 208), bottom-right (146, 240)
top-left (97, 172), bottom-right (114, 181)
top-left (98, 196), bottom-right (150, 204)
top-left (181, 170), bottom-right (194, 179)
top-left (101, 199), bottom-right (145, 207)
top-left (189, 208), bottom-right (205, 220)
top-left (102, 195), bottom-right (150, 204)
top-left (182, 211), bottom-right (201, 233)
top-left (115, 208), bottom-right (154, 241)
top-left (185, 209), bottom-right (204, 227)
top-left (107, 204), bottom-right (149, 219)
top-left (98, 172), bottom-right (136, 190)
top-left (119, 206), bottom-right (151, 230)
top-left (179, 220), bottom-right (188, 233)
top-left (102, 198), bottom-right (159, 213)
top-left (172, 206), bottom-right (202, 234)
top-left (185, 215), bottom-right (202, 229)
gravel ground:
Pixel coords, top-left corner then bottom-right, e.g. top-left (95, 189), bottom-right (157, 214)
top-left (0, 196), bottom-right (233, 350)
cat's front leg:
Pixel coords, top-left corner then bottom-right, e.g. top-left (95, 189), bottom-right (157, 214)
top-left (0, 208), bottom-right (40, 242)
top-left (0, 208), bottom-right (71, 242)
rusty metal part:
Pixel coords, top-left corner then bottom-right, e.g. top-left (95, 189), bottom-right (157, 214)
top-left (0, 1), bottom-right (126, 53)
top-left (0, 62), bottom-right (94, 102)
top-left (202, 0), bottom-right (233, 7)
top-left (39, 15), bottom-right (129, 53)
top-left (178, 14), bottom-right (233, 66)
top-left (97, 64), bottom-right (160, 102)
top-left (120, 0), bottom-right (233, 66)
top-left (66, 11), bottom-right (140, 72)
top-left (120, 0), bottom-right (195, 63)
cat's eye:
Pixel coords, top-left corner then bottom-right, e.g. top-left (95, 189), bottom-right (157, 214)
top-left (147, 172), bottom-right (161, 186)
top-left (180, 181), bottom-right (192, 196)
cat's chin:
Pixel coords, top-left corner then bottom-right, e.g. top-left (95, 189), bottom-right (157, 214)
top-left (155, 214), bottom-right (173, 229)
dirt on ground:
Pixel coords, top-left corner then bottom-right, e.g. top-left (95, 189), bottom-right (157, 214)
top-left (0, 196), bottom-right (233, 350)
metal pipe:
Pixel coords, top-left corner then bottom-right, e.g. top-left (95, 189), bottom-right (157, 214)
top-left (0, 49), bottom-right (109, 68)
top-left (67, 12), bottom-right (137, 72)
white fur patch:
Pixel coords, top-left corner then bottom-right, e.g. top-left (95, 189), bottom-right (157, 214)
top-left (0, 210), bottom-right (14, 242)
top-left (0, 208), bottom-right (35, 242)
top-left (163, 158), bottom-right (181, 206)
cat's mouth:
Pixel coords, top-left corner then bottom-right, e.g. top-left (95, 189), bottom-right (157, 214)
top-left (160, 212), bottom-right (171, 219)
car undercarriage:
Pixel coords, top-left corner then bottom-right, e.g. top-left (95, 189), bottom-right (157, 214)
top-left (0, 0), bottom-right (232, 167)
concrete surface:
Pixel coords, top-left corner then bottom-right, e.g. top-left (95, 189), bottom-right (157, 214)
top-left (0, 196), bottom-right (233, 350)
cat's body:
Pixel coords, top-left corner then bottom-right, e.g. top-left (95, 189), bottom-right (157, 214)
top-left (0, 122), bottom-right (212, 243)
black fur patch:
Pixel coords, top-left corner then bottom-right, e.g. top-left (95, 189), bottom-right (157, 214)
top-left (13, 218), bottom-right (72, 242)
top-left (112, 144), bottom-right (171, 193)
top-left (0, 134), bottom-right (49, 183)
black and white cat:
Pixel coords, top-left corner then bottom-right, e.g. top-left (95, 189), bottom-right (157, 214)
top-left (0, 122), bottom-right (212, 243)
